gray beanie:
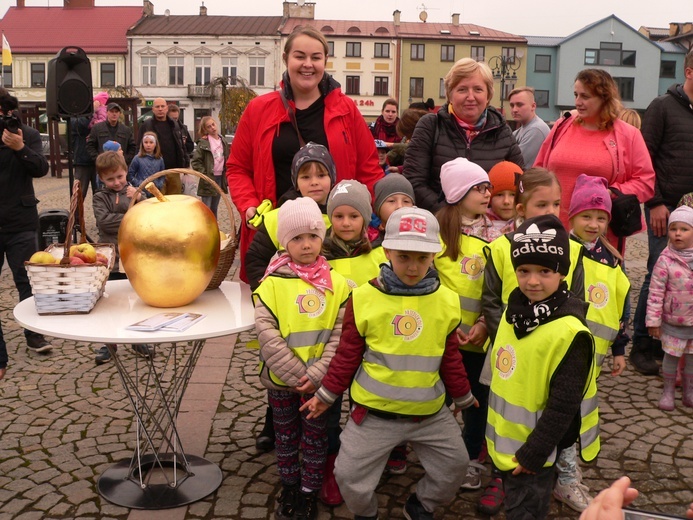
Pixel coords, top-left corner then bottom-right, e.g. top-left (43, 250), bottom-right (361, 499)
top-left (374, 173), bottom-right (415, 216)
top-left (277, 197), bottom-right (326, 249)
top-left (291, 142), bottom-right (337, 189)
top-left (327, 180), bottom-right (372, 226)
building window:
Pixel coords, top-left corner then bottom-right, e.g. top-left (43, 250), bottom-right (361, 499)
top-left (100, 63), bottom-right (115, 87)
top-left (142, 57), bottom-right (157, 85)
top-left (346, 75), bottom-right (360, 95)
top-left (222, 57), bottom-right (237, 85)
top-left (2, 65), bottom-right (12, 87)
top-left (168, 57), bottom-right (184, 86)
top-left (584, 43), bottom-right (636, 66)
top-left (439, 78), bottom-right (446, 99)
top-left (534, 54), bottom-right (551, 73)
top-left (249, 57), bottom-right (265, 86)
top-left (471, 46), bottom-right (485, 62)
top-left (31, 63), bottom-right (45, 87)
top-left (374, 76), bottom-right (389, 96)
top-left (346, 42), bottom-right (361, 57)
top-left (195, 57), bottom-right (211, 86)
top-left (411, 44), bottom-right (425, 61)
top-left (502, 47), bottom-right (517, 64)
top-left (660, 60), bottom-right (677, 78)
top-left (534, 90), bottom-right (549, 107)
top-left (410, 77), bottom-right (424, 98)
top-left (441, 45), bottom-right (455, 62)
top-left (374, 42), bottom-right (390, 58)
top-left (327, 41), bottom-right (335, 57)
top-left (614, 77), bottom-right (634, 101)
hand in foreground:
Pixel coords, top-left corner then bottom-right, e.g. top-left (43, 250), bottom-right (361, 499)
top-left (0, 367), bottom-right (6, 381)
top-left (2, 128), bottom-right (24, 151)
top-left (295, 375), bottom-right (316, 394)
top-left (299, 395), bottom-right (329, 420)
top-left (611, 355), bottom-right (626, 377)
top-left (649, 205), bottom-right (670, 238)
top-left (452, 398), bottom-right (479, 416)
top-left (511, 456), bottom-right (536, 475)
top-left (457, 324), bottom-right (487, 347)
top-left (648, 326), bottom-right (661, 339)
top-left (245, 206), bottom-right (258, 229)
top-left (579, 476), bottom-right (638, 520)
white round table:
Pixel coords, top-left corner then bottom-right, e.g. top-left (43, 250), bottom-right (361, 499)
top-left (14, 279), bottom-right (255, 510)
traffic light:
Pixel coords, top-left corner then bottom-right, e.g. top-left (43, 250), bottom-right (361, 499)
top-left (46, 46), bottom-right (93, 118)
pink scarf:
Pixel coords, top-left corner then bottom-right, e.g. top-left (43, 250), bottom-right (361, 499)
top-left (262, 253), bottom-right (334, 294)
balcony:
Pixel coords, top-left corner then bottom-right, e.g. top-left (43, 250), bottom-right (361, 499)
top-left (188, 84), bottom-right (221, 99)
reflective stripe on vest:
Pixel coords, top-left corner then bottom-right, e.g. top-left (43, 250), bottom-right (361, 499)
top-left (263, 208), bottom-right (332, 249)
top-left (582, 254), bottom-right (630, 373)
top-left (435, 233), bottom-right (489, 353)
top-left (486, 314), bottom-right (600, 471)
top-left (350, 281), bottom-right (460, 416)
top-left (252, 272), bottom-right (350, 387)
top-left (328, 247), bottom-right (386, 289)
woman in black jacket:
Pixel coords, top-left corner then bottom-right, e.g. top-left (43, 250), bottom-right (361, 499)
top-left (403, 58), bottom-right (524, 213)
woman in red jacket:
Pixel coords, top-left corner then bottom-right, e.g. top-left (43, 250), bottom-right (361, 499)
top-left (226, 26), bottom-right (384, 283)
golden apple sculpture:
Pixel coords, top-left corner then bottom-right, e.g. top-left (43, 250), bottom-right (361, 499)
top-left (119, 183), bottom-right (220, 307)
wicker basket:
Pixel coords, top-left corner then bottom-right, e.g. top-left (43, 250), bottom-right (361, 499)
top-left (130, 168), bottom-right (240, 290)
top-left (25, 181), bottom-right (115, 315)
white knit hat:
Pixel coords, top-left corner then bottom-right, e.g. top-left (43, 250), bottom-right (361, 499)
top-left (277, 197), bottom-right (326, 249)
top-left (669, 205), bottom-right (693, 228)
top-left (440, 157), bottom-right (490, 204)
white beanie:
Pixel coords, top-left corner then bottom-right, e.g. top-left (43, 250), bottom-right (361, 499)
top-left (669, 205), bottom-right (693, 229)
top-left (277, 197), bottom-right (326, 249)
top-left (440, 157), bottom-right (489, 204)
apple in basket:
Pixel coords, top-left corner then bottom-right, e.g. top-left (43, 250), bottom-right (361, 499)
top-left (69, 243), bottom-right (97, 263)
top-left (118, 183), bottom-right (220, 307)
top-left (29, 251), bottom-right (57, 264)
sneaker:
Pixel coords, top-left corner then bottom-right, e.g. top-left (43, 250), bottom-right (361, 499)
top-left (460, 460), bottom-right (485, 490)
top-left (295, 490), bottom-right (319, 520)
top-left (132, 344), bottom-right (155, 359)
top-left (403, 494), bottom-right (433, 520)
top-left (477, 476), bottom-right (504, 516)
top-left (553, 480), bottom-right (593, 512)
top-left (26, 334), bottom-right (53, 353)
top-left (95, 344), bottom-right (116, 365)
top-left (275, 484), bottom-right (299, 520)
top-left (385, 444), bottom-right (408, 475)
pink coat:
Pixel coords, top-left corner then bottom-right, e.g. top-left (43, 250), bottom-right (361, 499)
top-left (646, 246), bottom-right (693, 329)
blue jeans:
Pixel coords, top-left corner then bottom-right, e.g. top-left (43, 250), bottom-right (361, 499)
top-left (632, 205), bottom-right (671, 341)
top-left (201, 195), bottom-right (220, 218)
top-left (0, 230), bottom-right (41, 365)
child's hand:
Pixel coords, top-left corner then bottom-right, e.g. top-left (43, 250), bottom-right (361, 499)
top-left (648, 326), bottom-right (661, 339)
top-left (295, 375), bottom-right (316, 394)
top-left (611, 355), bottom-right (626, 377)
top-left (511, 457), bottom-right (536, 475)
top-left (126, 185), bottom-right (139, 199)
top-left (452, 397), bottom-right (479, 416)
top-left (466, 322), bottom-right (488, 347)
top-left (300, 396), bottom-right (329, 419)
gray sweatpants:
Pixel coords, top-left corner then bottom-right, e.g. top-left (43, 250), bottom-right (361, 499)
top-left (334, 407), bottom-right (468, 517)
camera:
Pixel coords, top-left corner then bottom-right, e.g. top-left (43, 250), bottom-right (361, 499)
top-left (0, 111), bottom-right (21, 134)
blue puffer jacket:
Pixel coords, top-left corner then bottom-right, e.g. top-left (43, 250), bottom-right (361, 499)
top-left (128, 154), bottom-right (165, 193)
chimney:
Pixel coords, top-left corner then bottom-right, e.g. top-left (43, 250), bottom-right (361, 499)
top-left (669, 22), bottom-right (680, 37)
top-left (283, 1), bottom-right (315, 19)
top-left (143, 0), bottom-right (154, 17)
top-left (452, 13), bottom-right (460, 26)
top-left (16, 0), bottom-right (25, 7)
top-left (63, 0), bottom-right (95, 7)
top-left (393, 9), bottom-right (401, 26)
top-left (200, 1), bottom-right (207, 16)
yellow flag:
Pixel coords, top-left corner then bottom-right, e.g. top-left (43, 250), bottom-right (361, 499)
top-left (2, 33), bottom-right (12, 67)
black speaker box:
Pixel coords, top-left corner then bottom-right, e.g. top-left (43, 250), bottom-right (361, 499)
top-left (46, 47), bottom-right (93, 119)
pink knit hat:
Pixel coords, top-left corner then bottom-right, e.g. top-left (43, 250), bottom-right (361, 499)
top-left (568, 174), bottom-right (612, 219)
top-left (277, 197), bottom-right (326, 249)
top-left (440, 157), bottom-right (489, 204)
top-left (93, 92), bottom-right (109, 105)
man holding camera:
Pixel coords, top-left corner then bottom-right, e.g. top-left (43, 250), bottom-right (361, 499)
top-left (0, 87), bottom-right (53, 380)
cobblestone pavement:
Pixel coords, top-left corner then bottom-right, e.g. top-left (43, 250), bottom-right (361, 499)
top-left (0, 175), bottom-right (692, 519)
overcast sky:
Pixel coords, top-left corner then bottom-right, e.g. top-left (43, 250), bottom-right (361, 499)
top-left (2, 0), bottom-right (688, 37)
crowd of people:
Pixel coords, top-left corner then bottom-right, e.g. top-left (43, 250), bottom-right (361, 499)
top-left (1, 25), bottom-right (692, 520)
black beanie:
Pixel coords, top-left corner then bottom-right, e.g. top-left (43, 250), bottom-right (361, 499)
top-left (290, 142), bottom-right (337, 189)
top-left (510, 214), bottom-right (570, 276)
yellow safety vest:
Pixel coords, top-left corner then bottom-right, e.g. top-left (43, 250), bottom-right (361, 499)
top-left (581, 254), bottom-right (630, 372)
top-left (262, 208), bottom-right (332, 250)
top-left (328, 246), bottom-right (386, 289)
top-left (486, 314), bottom-right (600, 472)
top-left (252, 272), bottom-right (350, 387)
top-left (350, 281), bottom-right (461, 416)
top-left (485, 235), bottom-right (582, 305)
top-left (435, 234), bottom-right (490, 354)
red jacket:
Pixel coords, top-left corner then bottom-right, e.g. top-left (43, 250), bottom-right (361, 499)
top-left (227, 81), bottom-right (384, 282)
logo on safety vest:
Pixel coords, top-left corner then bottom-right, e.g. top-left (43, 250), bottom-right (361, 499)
top-left (345, 278), bottom-right (358, 290)
top-left (587, 283), bottom-right (609, 309)
top-left (392, 309), bottom-right (423, 341)
top-left (460, 254), bottom-right (484, 280)
top-left (495, 345), bottom-right (516, 380)
top-left (296, 289), bottom-right (326, 318)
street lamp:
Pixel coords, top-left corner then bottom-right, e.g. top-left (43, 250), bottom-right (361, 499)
top-left (487, 54), bottom-right (521, 115)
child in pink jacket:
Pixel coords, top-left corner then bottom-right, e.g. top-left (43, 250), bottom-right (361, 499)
top-left (646, 205), bottom-right (693, 410)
